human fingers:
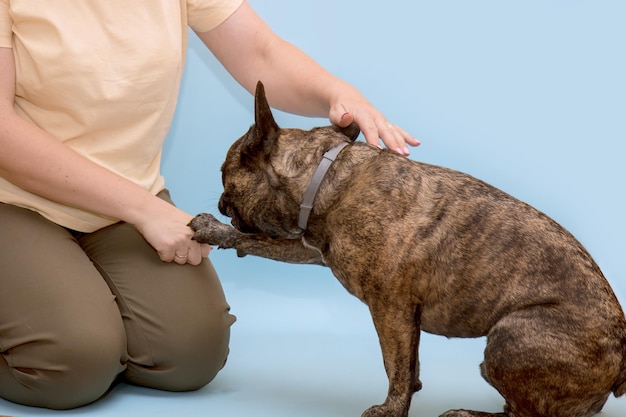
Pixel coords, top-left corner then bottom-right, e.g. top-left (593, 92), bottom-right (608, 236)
top-left (185, 241), bottom-right (213, 266)
top-left (329, 103), bottom-right (353, 128)
top-left (154, 232), bottom-right (192, 264)
top-left (378, 122), bottom-right (421, 156)
top-left (330, 105), bottom-right (385, 149)
top-left (356, 114), bottom-right (420, 156)
top-left (200, 243), bottom-right (212, 259)
top-left (170, 241), bottom-right (212, 266)
top-left (173, 248), bottom-right (190, 265)
top-left (152, 230), bottom-right (194, 264)
top-left (330, 103), bottom-right (419, 155)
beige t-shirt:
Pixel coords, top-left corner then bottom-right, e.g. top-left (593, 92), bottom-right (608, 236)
top-left (0, 0), bottom-right (243, 232)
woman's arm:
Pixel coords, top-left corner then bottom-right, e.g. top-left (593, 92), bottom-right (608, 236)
top-left (196, 1), bottom-right (419, 155)
top-left (0, 48), bottom-right (208, 264)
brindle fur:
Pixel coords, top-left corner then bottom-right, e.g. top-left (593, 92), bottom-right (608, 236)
top-left (190, 82), bottom-right (626, 417)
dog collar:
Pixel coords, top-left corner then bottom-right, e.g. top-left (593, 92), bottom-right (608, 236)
top-left (298, 141), bottom-right (349, 231)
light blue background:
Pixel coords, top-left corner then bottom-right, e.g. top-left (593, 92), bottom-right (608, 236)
top-left (2, 1), bottom-right (624, 416)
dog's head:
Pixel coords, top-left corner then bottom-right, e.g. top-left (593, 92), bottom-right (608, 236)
top-left (218, 81), bottom-right (360, 239)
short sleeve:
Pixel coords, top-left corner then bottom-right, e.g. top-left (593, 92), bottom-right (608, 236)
top-left (0, 0), bottom-right (12, 48)
top-left (187, 0), bottom-right (243, 33)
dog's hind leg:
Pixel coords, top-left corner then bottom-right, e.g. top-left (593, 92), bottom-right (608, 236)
top-left (361, 302), bottom-right (422, 417)
top-left (441, 306), bottom-right (618, 417)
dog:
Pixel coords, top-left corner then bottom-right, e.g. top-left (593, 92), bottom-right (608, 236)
top-left (190, 81), bottom-right (626, 417)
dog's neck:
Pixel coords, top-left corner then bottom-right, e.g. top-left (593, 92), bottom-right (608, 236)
top-left (298, 141), bottom-right (350, 231)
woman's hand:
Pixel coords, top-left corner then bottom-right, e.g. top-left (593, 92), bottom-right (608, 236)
top-left (131, 199), bottom-right (212, 266)
top-left (328, 91), bottom-right (420, 156)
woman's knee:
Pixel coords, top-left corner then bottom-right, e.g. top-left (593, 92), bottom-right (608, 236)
top-left (0, 203), bottom-right (127, 409)
top-left (0, 308), bottom-right (126, 409)
top-left (125, 304), bottom-right (236, 392)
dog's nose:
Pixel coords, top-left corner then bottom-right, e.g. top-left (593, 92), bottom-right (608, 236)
top-left (218, 195), bottom-right (232, 217)
top-left (218, 196), bottom-right (226, 215)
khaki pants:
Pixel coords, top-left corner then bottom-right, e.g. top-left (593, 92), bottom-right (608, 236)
top-left (0, 191), bottom-right (236, 410)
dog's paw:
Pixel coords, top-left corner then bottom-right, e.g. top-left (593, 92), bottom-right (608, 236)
top-left (188, 213), bottom-right (236, 247)
top-left (188, 213), bottom-right (219, 234)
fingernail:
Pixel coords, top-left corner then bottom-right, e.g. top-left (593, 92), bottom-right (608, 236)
top-left (396, 147), bottom-right (410, 156)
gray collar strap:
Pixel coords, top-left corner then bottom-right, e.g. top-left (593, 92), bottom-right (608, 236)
top-left (298, 141), bottom-right (349, 231)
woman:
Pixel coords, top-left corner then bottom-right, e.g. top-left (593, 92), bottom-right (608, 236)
top-left (0, 0), bottom-right (418, 410)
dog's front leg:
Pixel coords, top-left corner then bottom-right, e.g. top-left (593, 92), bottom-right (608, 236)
top-left (189, 213), bottom-right (325, 265)
top-left (362, 302), bottom-right (422, 417)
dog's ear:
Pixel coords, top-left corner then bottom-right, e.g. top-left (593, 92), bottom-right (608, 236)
top-left (332, 122), bottom-right (360, 142)
top-left (241, 81), bottom-right (280, 164)
top-left (254, 81), bottom-right (279, 141)
top-left (253, 81), bottom-right (280, 156)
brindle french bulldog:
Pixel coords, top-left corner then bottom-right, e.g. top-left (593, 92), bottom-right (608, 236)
top-left (190, 82), bottom-right (626, 417)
